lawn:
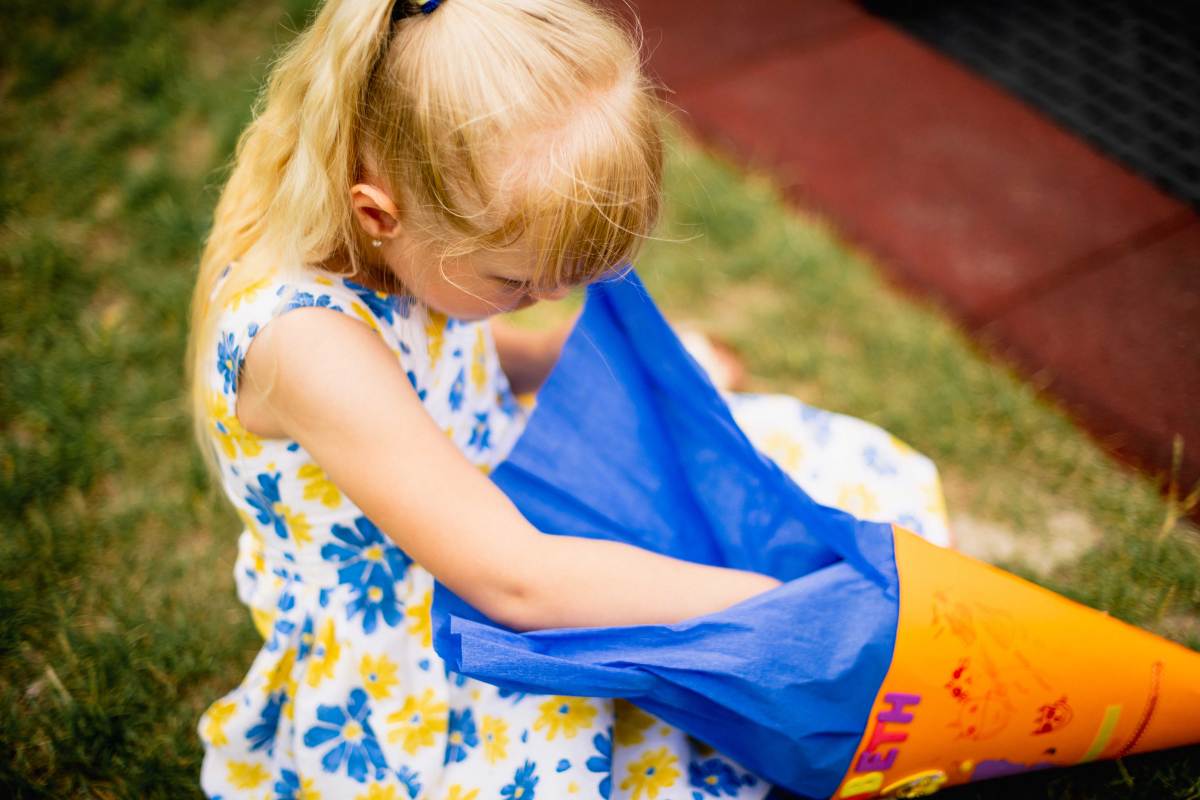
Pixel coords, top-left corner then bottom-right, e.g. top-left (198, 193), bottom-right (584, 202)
top-left (1, 1), bottom-right (1196, 798)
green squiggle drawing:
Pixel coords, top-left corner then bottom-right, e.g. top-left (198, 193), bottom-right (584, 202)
top-left (1080, 705), bottom-right (1122, 762)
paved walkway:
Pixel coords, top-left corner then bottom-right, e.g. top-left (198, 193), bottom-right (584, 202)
top-left (607, 0), bottom-right (1200, 498)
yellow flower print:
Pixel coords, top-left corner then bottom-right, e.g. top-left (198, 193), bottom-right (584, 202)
top-left (887, 433), bottom-right (918, 459)
top-left (207, 392), bottom-right (263, 459)
top-left (297, 775), bottom-right (321, 799)
top-left (533, 696), bottom-right (598, 741)
top-left (226, 760), bottom-right (270, 789)
top-left (239, 507), bottom-right (264, 537)
top-left (306, 618), bottom-right (341, 687)
top-left (355, 785), bottom-right (401, 800)
top-left (426, 310), bottom-right (447, 366)
top-left (200, 698), bottom-right (237, 747)
top-left (760, 431), bottom-right (805, 474)
top-left (445, 786), bottom-right (480, 800)
top-left (280, 505), bottom-right (313, 547)
top-left (471, 327), bottom-right (488, 391)
top-left (386, 688), bottom-right (448, 754)
top-left (836, 483), bottom-right (880, 518)
top-left (614, 699), bottom-right (655, 746)
top-left (921, 480), bottom-right (949, 524)
top-left (238, 512), bottom-right (269, 583)
top-left (406, 589), bottom-right (432, 648)
top-left (263, 647), bottom-right (297, 696)
top-left (351, 301), bottom-right (383, 335)
top-left (250, 606), bottom-right (274, 641)
top-left (619, 747), bottom-right (681, 800)
top-left (227, 275), bottom-right (271, 310)
top-left (480, 715), bottom-right (509, 764)
top-left (360, 653), bottom-right (400, 700)
top-left (265, 653), bottom-right (300, 721)
top-left (298, 462), bottom-right (342, 508)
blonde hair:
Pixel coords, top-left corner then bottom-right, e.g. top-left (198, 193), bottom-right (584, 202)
top-left (186, 0), bottom-right (664, 478)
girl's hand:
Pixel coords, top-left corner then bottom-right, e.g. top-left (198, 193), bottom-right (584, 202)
top-left (490, 313), bottom-right (577, 396)
top-left (239, 307), bottom-right (781, 631)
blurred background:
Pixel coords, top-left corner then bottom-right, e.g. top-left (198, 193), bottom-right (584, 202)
top-left (1, 0), bottom-right (1197, 797)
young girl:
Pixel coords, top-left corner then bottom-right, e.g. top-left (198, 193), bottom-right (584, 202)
top-left (187, 1), bottom-right (950, 798)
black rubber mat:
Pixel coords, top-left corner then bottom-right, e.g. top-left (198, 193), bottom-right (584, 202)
top-left (862, 0), bottom-right (1200, 211)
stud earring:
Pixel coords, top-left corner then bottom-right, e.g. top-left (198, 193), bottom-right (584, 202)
top-left (371, 239), bottom-right (383, 248)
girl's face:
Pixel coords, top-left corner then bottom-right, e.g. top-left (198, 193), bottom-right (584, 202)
top-left (387, 238), bottom-right (573, 321)
top-left (350, 178), bottom-right (573, 320)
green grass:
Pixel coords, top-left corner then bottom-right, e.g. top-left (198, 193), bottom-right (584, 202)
top-left (1, 1), bottom-right (1196, 798)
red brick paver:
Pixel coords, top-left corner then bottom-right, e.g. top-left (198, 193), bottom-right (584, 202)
top-left (610, 0), bottom-right (1200, 495)
top-left (985, 220), bottom-right (1200, 487)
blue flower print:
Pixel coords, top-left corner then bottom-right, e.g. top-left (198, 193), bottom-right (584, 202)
top-left (863, 445), bottom-right (898, 476)
top-left (448, 366), bottom-right (466, 412)
top-left (246, 692), bottom-right (284, 754)
top-left (798, 404), bottom-right (832, 446)
top-left (586, 730), bottom-right (613, 798)
top-left (274, 769), bottom-right (301, 800)
top-left (245, 471), bottom-right (289, 540)
top-left (283, 291), bottom-right (344, 313)
top-left (302, 688), bottom-right (389, 783)
top-left (896, 513), bottom-right (925, 535)
top-left (396, 764), bottom-right (422, 798)
top-left (296, 616), bottom-right (314, 661)
top-left (502, 760), bottom-right (538, 800)
top-left (265, 615), bottom-right (296, 653)
top-left (217, 332), bottom-right (241, 395)
top-left (497, 387), bottom-right (522, 418)
top-left (345, 279), bottom-right (413, 323)
top-left (406, 370), bottom-right (427, 402)
top-left (322, 517), bottom-right (410, 633)
top-left (443, 662), bottom-right (468, 687)
top-left (689, 757), bottom-right (743, 798)
top-left (467, 412), bottom-right (491, 452)
top-left (498, 687), bottom-right (527, 704)
top-left (444, 707), bottom-right (479, 764)
top-left (262, 591), bottom-right (297, 653)
top-left (322, 516), bottom-right (411, 590)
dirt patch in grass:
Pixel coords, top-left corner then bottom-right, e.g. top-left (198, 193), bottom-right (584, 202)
top-left (951, 508), bottom-right (1103, 576)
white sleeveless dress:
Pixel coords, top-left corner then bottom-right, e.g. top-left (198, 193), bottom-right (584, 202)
top-left (196, 263), bottom-right (949, 800)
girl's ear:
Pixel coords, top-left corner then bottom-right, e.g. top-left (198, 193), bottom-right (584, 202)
top-left (350, 182), bottom-right (403, 241)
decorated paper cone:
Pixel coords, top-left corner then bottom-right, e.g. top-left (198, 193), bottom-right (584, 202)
top-left (836, 528), bottom-right (1200, 799)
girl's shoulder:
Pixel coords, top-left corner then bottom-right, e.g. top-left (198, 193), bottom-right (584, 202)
top-left (212, 263), bottom-right (400, 332)
top-left (208, 263), bottom-right (419, 401)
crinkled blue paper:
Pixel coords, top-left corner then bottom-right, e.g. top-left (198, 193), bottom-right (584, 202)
top-left (432, 271), bottom-right (900, 798)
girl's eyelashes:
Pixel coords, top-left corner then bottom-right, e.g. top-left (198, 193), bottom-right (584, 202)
top-left (493, 276), bottom-right (530, 291)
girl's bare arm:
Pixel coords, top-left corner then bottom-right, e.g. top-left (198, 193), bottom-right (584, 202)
top-left (239, 308), bottom-right (780, 632)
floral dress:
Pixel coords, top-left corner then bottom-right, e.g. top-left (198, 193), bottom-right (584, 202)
top-left (197, 264), bottom-right (951, 800)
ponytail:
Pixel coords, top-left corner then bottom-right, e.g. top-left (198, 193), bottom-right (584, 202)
top-left (186, 0), bottom-right (399, 477)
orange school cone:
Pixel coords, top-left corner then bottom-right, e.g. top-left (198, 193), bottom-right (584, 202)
top-left (835, 528), bottom-right (1200, 799)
